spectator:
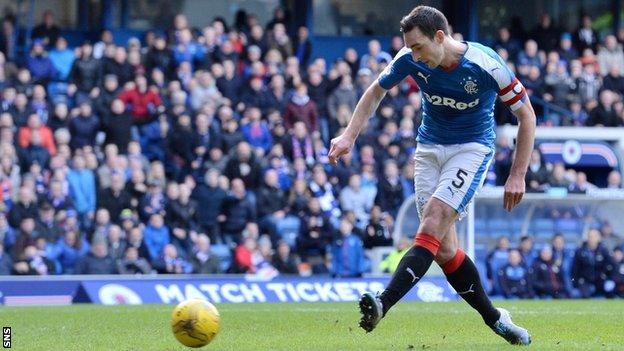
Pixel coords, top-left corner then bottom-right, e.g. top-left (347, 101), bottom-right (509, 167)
top-left (31, 10), bottom-right (61, 46)
top-left (238, 75), bottom-right (272, 114)
top-left (154, 244), bottom-right (192, 274)
top-left (143, 212), bottom-right (170, 262)
top-left (117, 246), bottom-right (152, 274)
top-left (191, 234), bottom-right (221, 274)
top-left (103, 47), bottom-right (134, 86)
top-left (340, 174), bottom-right (374, 229)
top-left (612, 247), bottom-right (624, 298)
top-left (272, 240), bottom-right (299, 274)
top-left (164, 182), bottom-right (196, 257)
top-left (359, 39), bottom-right (392, 70)
top-left (27, 40), bottom-right (57, 86)
top-left (572, 229), bottom-right (614, 297)
top-left (67, 154), bottom-right (96, 225)
top-left (599, 222), bottom-right (621, 251)
top-left (602, 64), bottom-right (624, 96)
top-left (309, 164), bottom-right (341, 220)
top-left (233, 236), bottom-right (258, 273)
top-left (256, 169), bottom-right (288, 242)
top-left (548, 162), bottom-right (570, 188)
top-left (118, 75), bottom-right (164, 127)
top-left (101, 99), bottom-right (133, 154)
top-left (574, 15), bottom-right (598, 53)
top-left (530, 246), bottom-right (567, 298)
top-left (144, 33), bottom-right (175, 79)
top-left (216, 59), bottom-right (243, 104)
top-left (375, 160), bottom-right (404, 216)
top-left (75, 240), bottom-right (118, 274)
top-left (330, 218), bottom-right (367, 278)
top-left (297, 198), bottom-right (332, 262)
top-left (586, 90), bottom-right (620, 126)
top-left (69, 42), bottom-right (102, 104)
top-left (240, 107), bottom-right (272, 155)
top-left (292, 26), bottom-right (312, 67)
top-left (223, 142), bottom-right (263, 190)
top-left (379, 237), bottom-right (411, 273)
top-left (97, 173), bottom-right (132, 223)
top-left (48, 37), bottom-right (75, 82)
top-left (8, 187), bottom-right (39, 228)
top-left (0, 242), bottom-right (11, 274)
top-left (126, 226), bottom-right (151, 261)
top-left (36, 202), bottom-right (63, 243)
top-left (363, 206), bottom-right (393, 249)
top-left (192, 169), bottom-right (226, 243)
top-left (495, 27), bottom-right (521, 60)
top-left (20, 129), bottom-right (51, 170)
top-left (106, 225), bottom-right (126, 262)
top-left (498, 249), bottom-right (533, 299)
top-left (220, 178), bottom-right (256, 245)
top-left (568, 171), bottom-right (596, 193)
top-left (68, 102), bottom-right (99, 150)
top-left (55, 230), bottom-right (90, 274)
top-left (18, 114), bottom-right (56, 155)
top-left (530, 14), bottom-right (560, 53)
top-left (284, 82), bottom-right (319, 133)
top-left (12, 245), bottom-right (55, 275)
top-left (486, 236), bottom-right (510, 293)
top-left (558, 32), bottom-right (578, 66)
top-left (519, 235), bottom-right (536, 267)
top-left (607, 170), bottom-right (622, 189)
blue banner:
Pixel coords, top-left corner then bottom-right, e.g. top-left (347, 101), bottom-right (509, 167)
top-left (0, 276), bottom-right (458, 305)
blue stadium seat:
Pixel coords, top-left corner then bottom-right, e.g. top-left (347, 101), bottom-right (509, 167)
top-left (488, 219), bottom-right (511, 235)
top-left (475, 218), bottom-right (487, 234)
top-left (555, 218), bottom-right (582, 238)
top-left (531, 218), bottom-right (555, 238)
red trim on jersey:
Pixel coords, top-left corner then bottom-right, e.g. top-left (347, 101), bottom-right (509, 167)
top-left (504, 86), bottom-right (526, 106)
top-left (442, 249), bottom-right (466, 274)
top-left (498, 78), bottom-right (519, 95)
top-left (414, 233), bottom-right (441, 256)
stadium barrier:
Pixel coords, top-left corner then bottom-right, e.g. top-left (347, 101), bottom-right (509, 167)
top-left (0, 275), bottom-right (458, 306)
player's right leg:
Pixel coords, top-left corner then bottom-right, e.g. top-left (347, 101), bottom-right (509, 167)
top-left (436, 227), bottom-right (531, 345)
top-left (358, 198), bottom-right (456, 332)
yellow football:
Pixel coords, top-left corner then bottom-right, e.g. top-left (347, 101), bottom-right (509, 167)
top-left (171, 299), bottom-right (220, 348)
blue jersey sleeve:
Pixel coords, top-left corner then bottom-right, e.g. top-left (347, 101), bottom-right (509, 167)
top-left (377, 47), bottom-right (411, 90)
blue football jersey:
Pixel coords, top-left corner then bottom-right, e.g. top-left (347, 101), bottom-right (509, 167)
top-left (378, 41), bottom-right (527, 147)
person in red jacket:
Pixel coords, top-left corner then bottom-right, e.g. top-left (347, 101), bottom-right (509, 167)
top-left (17, 113), bottom-right (56, 155)
top-left (284, 82), bottom-right (319, 134)
top-left (118, 75), bottom-right (164, 125)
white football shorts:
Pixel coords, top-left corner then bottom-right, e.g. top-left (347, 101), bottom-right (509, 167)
top-left (414, 142), bottom-right (494, 220)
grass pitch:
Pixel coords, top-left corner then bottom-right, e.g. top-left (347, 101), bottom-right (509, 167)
top-left (1, 300), bottom-right (622, 350)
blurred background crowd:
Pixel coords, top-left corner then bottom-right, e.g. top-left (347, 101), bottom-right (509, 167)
top-left (0, 4), bottom-right (622, 299)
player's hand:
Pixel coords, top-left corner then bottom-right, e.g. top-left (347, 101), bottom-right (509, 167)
top-left (503, 174), bottom-right (525, 212)
top-left (328, 133), bottom-right (355, 165)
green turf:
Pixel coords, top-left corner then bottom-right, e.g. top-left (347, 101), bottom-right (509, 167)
top-left (0, 300), bottom-right (622, 350)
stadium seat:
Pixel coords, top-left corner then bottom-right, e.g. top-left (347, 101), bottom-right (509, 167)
top-left (488, 218), bottom-right (511, 236)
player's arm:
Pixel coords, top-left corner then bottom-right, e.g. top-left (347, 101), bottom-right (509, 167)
top-left (504, 99), bottom-right (536, 212)
top-left (328, 81), bottom-right (387, 165)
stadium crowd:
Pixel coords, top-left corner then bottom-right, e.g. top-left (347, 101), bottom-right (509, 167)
top-left (0, 8), bottom-right (622, 298)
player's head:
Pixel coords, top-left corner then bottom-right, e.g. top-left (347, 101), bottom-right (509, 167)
top-left (400, 6), bottom-right (449, 68)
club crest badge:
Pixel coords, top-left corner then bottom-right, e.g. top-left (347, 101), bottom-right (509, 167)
top-left (462, 77), bottom-right (478, 94)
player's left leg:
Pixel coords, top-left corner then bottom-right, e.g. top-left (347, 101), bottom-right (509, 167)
top-left (435, 225), bottom-right (501, 328)
top-left (431, 143), bottom-right (530, 345)
top-left (435, 215), bottom-right (530, 344)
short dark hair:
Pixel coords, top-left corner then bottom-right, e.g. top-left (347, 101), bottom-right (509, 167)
top-left (400, 6), bottom-right (449, 39)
